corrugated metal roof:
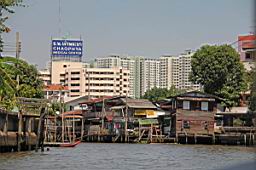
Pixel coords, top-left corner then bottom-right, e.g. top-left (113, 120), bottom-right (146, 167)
top-left (44, 84), bottom-right (69, 91)
top-left (120, 98), bottom-right (157, 109)
top-left (110, 105), bottom-right (125, 110)
top-left (217, 107), bottom-right (248, 115)
top-left (174, 91), bottom-right (221, 100)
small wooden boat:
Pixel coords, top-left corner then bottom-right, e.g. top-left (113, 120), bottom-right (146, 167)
top-left (60, 140), bottom-right (81, 147)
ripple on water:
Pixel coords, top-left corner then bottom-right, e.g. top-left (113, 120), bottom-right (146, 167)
top-left (0, 143), bottom-right (255, 170)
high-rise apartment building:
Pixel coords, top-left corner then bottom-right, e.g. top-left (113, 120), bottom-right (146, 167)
top-left (94, 50), bottom-right (200, 98)
top-left (159, 56), bottom-right (177, 89)
top-left (95, 56), bottom-right (161, 98)
top-left (178, 51), bottom-right (200, 90)
top-left (140, 58), bottom-right (160, 96)
top-left (160, 50), bottom-right (200, 90)
top-left (95, 55), bottom-right (137, 98)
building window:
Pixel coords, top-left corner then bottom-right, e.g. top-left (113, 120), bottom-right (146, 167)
top-left (245, 53), bottom-right (251, 59)
top-left (201, 102), bottom-right (208, 111)
top-left (71, 83), bottom-right (80, 86)
top-left (71, 89), bottom-right (80, 92)
top-left (71, 77), bottom-right (80, 80)
top-left (71, 72), bottom-right (80, 75)
top-left (63, 65), bottom-right (67, 68)
top-left (183, 120), bottom-right (190, 129)
top-left (183, 101), bottom-right (190, 110)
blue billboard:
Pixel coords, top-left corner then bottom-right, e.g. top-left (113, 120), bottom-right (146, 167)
top-left (51, 39), bottom-right (83, 57)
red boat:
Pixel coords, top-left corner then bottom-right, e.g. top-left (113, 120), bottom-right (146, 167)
top-left (60, 140), bottom-right (81, 147)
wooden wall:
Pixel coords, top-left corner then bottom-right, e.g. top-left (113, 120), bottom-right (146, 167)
top-left (176, 109), bottom-right (215, 136)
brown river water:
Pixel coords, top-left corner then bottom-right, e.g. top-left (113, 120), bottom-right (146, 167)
top-left (0, 143), bottom-right (255, 170)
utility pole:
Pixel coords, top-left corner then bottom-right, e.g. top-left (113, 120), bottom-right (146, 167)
top-left (16, 32), bottom-right (21, 59)
top-left (16, 32), bottom-right (22, 151)
top-left (16, 32), bottom-right (21, 91)
top-left (101, 97), bottom-right (105, 129)
top-left (61, 90), bottom-right (64, 143)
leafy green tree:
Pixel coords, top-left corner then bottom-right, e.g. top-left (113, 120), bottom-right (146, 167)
top-left (0, 0), bottom-right (24, 52)
top-left (0, 57), bottom-right (44, 110)
top-left (143, 86), bottom-right (183, 102)
top-left (190, 45), bottom-right (247, 108)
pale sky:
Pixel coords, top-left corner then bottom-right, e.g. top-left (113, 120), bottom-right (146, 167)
top-left (2, 0), bottom-right (254, 68)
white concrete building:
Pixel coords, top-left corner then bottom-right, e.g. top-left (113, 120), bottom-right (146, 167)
top-left (39, 69), bottom-right (51, 85)
top-left (85, 50), bottom-right (200, 98)
top-left (140, 58), bottom-right (160, 96)
top-left (84, 67), bottom-right (130, 98)
top-left (51, 61), bottom-right (89, 85)
top-left (160, 51), bottom-right (200, 91)
top-left (95, 56), bottom-right (161, 98)
top-left (43, 84), bottom-right (69, 102)
top-left (39, 61), bottom-right (130, 98)
top-left (95, 55), bottom-right (136, 98)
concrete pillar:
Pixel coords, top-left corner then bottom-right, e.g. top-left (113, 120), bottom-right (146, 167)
top-left (18, 110), bottom-right (23, 152)
top-left (28, 117), bottom-right (32, 151)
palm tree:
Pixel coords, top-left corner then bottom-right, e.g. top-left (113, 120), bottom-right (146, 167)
top-left (0, 56), bottom-right (22, 109)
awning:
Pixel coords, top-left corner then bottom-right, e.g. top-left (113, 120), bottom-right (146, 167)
top-left (139, 119), bottom-right (159, 125)
top-left (135, 109), bottom-right (147, 116)
top-left (110, 105), bottom-right (125, 110)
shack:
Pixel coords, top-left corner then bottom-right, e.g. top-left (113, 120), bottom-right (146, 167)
top-left (81, 96), bottom-right (164, 143)
top-left (215, 107), bottom-right (256, 145)
top-left (173, 91), bottom-right (220, 144)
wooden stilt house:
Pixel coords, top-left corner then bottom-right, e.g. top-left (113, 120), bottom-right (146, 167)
top-left (173, 91), bottom-right (221, 144)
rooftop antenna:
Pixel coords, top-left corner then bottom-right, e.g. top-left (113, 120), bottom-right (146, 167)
top-left (58, 0), bottom-right (62, 37)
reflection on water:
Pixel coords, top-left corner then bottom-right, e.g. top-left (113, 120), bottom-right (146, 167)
top-left (0, 143), bottom-right (255, 170)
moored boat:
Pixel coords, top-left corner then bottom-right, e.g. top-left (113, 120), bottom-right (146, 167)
top-left (60, 140), bottom-right (81, 147)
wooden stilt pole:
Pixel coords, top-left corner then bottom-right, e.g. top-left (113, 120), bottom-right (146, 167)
top-left (138, 123), bottom-right (141, 142)
top-left (81, 118), bottom-right (84, 141)
top-left (212, 134), bottom-right (215, 144)
top-left (45, 115), bottom-right (48, 142)
top-left (35, 107), bottom-right (45, 152)
top-left (185, 133), bottom-right (188, 144)
top-left (150, 123), bottom-right (153, 143)
top-left (73, 113), bottom-right (75, 143)
top-left (54, 115), bottom-right (57, 142)
top-left (244, 134), bottom-right (247, 146)
top-left (252, 134), bottom-right (255, 146)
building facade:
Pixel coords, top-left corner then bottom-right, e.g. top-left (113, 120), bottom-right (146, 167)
top-left (84, 67), bottom-right (130, 98)
top-left (50, 61), bottom-right (90, 85)
top-left (238, 34), bottom-right (256, 71)
top-left (95, 55), bottom-right (137, 98)
top-left (95, 52), bottom-right (199, 98)
top-left (159, 51), bottom-right (200, 91)
top-left (39, 69), bottom-right (51, 85)
top-left (39, 61), bottom-right (130, 99)
top-left (178, 51), bottom-right (200, 90)
top-left (140, 58), bottom-right (160, 96)
top-left (43, 84), bottom-right (69, 102)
